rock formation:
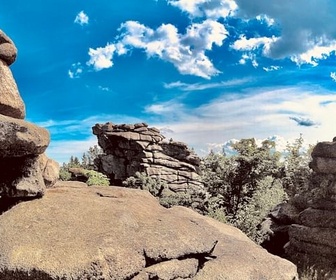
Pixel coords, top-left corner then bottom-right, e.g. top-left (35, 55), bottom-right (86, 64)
top-left (262, 138), bottom-right (336, 276)
top-left (0, 30), bottom-right (58, 199)
top-left (0, 181), bottom-right (298, 279)
top-left (93, 122), bottom-right (206, 210)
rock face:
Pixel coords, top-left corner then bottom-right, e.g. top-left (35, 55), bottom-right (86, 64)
top-left (0, 30), bottom-right (57, 198)
top-left (0, 182), bottom-right (298, 280)
top-left (286, 139), bottom-right (336, 273)
top-left (93, 122), bottom-right (206, 210)
top-left (263, 138), bottom-right (336, 275)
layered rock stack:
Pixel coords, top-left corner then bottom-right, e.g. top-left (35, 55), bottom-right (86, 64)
top-left (93, 122), bottom-right (206, 208)
top-left (285, 139), bottom-right (336, 272)
top-left (263, 138), bottom-right (336, 274)
top-left (0, 30), bottom-right (58, 200)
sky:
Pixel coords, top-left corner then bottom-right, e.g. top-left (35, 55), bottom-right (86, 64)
top-left (1, 0), bottom-right (336, 163)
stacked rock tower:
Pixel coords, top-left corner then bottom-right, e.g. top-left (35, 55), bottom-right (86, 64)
top-left (0, 30), bottom-right (58, 199)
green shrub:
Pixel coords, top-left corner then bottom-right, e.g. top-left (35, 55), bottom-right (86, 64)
top-left (122, 172), bottom-right (167, 197)
top-left (59, 166), bottom-right (71, 181)
top-left (84, 170), bottom-right (110, 186)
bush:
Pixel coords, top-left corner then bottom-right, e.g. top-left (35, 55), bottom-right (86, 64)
top-left (84, 170), bottom-right (110, 186)
top-left (59, 166), bottom-right (71, 181)
top-left (122, 172), bottom-right (167, 197)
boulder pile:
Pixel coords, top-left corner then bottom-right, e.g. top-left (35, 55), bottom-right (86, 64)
top-left (93, 122), bottom-right (206, 209)
top-left (0, 30), bottom-right (58, 201)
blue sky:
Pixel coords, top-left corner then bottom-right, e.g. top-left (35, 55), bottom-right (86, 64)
top-left (1, 0), bottom-right (336, 163)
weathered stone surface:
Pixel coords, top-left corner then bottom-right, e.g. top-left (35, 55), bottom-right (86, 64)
top-left (310, 156), bottom-right (336, 174)
top-left (289, 224), bottom-right (336, 249)
top-left (311, 141), bottom-right (336, 158)
top-left (93, 122), bottom-right (205, 211)
top-left (0, 156), bottom-right (45, 197)
top-left (38, 154), bottom-right (60, 188)
top-left (299, 207), bottom-right (336, 229)
top-left (0, 114), bottom-right (50, 157)
top-left (0, 30), bottom-right (54, 200)
top-left (0, 183), bottom-right (298, 279)
top-left (263, 139), bottom-right (336, 274)
top-left (0, 60), bottom-right (25, 119)
top-left (0, 30), bottom-right (17, 65)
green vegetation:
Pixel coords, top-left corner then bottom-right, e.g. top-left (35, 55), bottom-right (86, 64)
top-left (84, 170), bottom-right (110, 186)
top-left (59, 145), bottom-right (109, 186)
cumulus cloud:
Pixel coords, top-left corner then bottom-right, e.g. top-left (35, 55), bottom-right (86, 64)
top-left (234, 0), bottom-right (336, 65)
top-left (87, 44), bottom-right (116, 70)
top-left (74, 11), bottom-right (89, 26)
top-left (289, 116), bottom-right (319, 127)
top-left (168, 0), bottom-right (238, 19)
top-left (88, 19), bottom-right (228, 78)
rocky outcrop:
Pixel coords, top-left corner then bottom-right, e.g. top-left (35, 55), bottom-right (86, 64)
top-left (0, 181), bottom-right (298, 279)
top-left (0, 30), bottom-right (57, 198)
top-left (263, 138), bottom-right (336, 276)
top-left (285, 139), bottom-right (336, 274)
top-left (93, 122), bottom-right (206, 210)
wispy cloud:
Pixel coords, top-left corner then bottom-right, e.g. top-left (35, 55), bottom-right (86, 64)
top-left (164, 77), bottom-right (252, 91)
top-left (330, 72), bottom-right (336, 82)
top-left (74, 11), bottom-right (89, 26)
top-left (144, 87), bottom-right (336, 155)
top-left (289, 116), bottom-right (319, 127)
top-left (263, 65), bottom-right (281, 72)
top-left (68, 62), bottom-right (83, 79)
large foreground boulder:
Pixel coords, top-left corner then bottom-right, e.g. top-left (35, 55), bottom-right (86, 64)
top-left (0, 182), bottom-right (297, 280)
top-left (0, 29), bottom-right (58, 198)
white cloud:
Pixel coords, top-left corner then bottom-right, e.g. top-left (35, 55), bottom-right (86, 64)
top-left (291, 41), bottom-right (336, 66)
top-left (88, 19), bottom-right (228, 78)
top-left (164, 77), bottom-right (252, 91)
top-left (238, 53), bottom-right (258, 67)
top-left (168, 0), bottom-right (238, 19)
top-left (68, 62), bottom-right (83, 79)
top-left (235, 0), bottom-right (336, 65)
top-left (256, 14), bottom-right (275, 26)
top-left (232, 35), bottom-right (279, 55)
top-left (330, 72), bottom-right (336, 82)
top-left (144, 87), bottom-right (336, 156)
top-left (263, 65), bottom-right (281, 72)
top-left (87, 44), bottom-right (116, 71)
top-left (74, 11), bottom-right (89, 26)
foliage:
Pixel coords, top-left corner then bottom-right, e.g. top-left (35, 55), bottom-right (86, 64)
top-left (81, 145), bottom-right (103, 170)
top-left (232, 176), bottom-right (287, 243)
top-left (122, 172), bottom-right (167, 197)
top-left (200, 137), bottom-right (308, 243)
top-left (282, 135), bottom-right (313, 197)
top-left (201, 139), bottom-right (283, 219)
top-left (59, 145), bottom-right (104, 181)
top-left (84, 170), bottom-right (110, 186)
top-left (59, 165), bottom-right (71, 181)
